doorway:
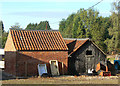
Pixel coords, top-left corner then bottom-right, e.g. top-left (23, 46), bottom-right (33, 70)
top-left (38, 64), bottom-right (47, 76)
top-left (86, 56), bottom-right (95, 73)
top-left (49, 60), bottom-right (59, 76)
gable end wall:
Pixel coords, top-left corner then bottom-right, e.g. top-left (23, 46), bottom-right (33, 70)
top-left (4, 31), bottom-right (17, 75)
top-left (68, 40), bottom-right (106, 75)
top-left (4, 31), bottom-right (16, 51)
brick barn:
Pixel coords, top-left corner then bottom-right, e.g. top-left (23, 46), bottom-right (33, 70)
top-left (4, 29), bottom-right (68, 77)
top-left (64, 38), bottom-right (106, 75)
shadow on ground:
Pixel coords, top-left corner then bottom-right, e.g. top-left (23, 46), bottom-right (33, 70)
top-left (0, 69), bottom-right (27, 80)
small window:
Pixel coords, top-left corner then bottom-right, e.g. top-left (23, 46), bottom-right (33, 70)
top-left (86, 50), bottom-right (92, 55)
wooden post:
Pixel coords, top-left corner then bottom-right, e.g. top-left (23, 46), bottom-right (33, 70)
top-left (62, 62), bottom-right (64, 75)
top-left (25, 61), bottom-right (27, 77)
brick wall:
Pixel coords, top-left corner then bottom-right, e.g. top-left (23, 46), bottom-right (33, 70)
top-left (4, 31), bottom-right (17, 76)
top-left (16, 51), bottom-right (68, 76)
top-left (4, 31), bottom-right (68, 76)
top-left (4, 51), bottom-right (17, 75)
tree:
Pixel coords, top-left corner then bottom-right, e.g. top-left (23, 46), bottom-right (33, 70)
top-left (25, 23), bottom-right (37, 30)
top-left (36, 21), bottom-right (51, 30)
top-left (2, 32), bottom-right (8, 48)
top-left (59, 8), bottom-right (110, 52)
top-left (72, 12), bottom-right (81, 38)
top-left (59, 19), bottom-right (66, 37)
top-left (0, 21), bottom-right (8, 48)
top-left (59, 13), bottom-right (75, 38)
top-left (0, 21), bottom-right (4, 33)
top-left (10, 23), bottom-right (23, 30)
top-left (104, 1), bottom-right (120, 53)
top-left (25, 21), bottom-right (51, 30)
top-left (0, 21), bottom-right (3, 48)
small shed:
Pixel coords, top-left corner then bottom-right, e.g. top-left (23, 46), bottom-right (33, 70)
top-left (64, 38), bottom-right (106, 75)
top-left (4, 29), bottom-right (68, 76)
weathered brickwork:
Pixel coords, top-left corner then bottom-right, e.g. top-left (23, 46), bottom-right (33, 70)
top-left (4, 30), bottom-right (68, 77)
top-left (4, 51), bottom-right (16, 75)
top-left (5, 51), bottom-right (68, 76)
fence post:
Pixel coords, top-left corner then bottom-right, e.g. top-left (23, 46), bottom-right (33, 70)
top-left (25, 61), bottom-right (27, 77)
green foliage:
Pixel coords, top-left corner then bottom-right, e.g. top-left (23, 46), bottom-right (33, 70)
top-left (59, 14), bottom-right (75, 38)
top-left (25, 21), bottom-right (51, 30)
top-left (2, 32), bottom-right (8, 48)
top-left (0, 21), bottom-right (4, 33)
top-left (10, 23), bottom-right (23, 30)
top-left (104, 1), bottom-right (120, 53)
top-left (26, 23), bottom-right (37, 30)
top-left (59, 8), bottom-right (111, 52)
top-left (0, 21), bottom-right (3, 48)
top-left (0, 21), bottom-right (8, 48)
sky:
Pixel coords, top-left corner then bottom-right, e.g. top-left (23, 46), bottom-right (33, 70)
top-left (0, 0), bottom-right (115, 31)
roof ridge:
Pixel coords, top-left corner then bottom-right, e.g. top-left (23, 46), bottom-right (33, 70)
top-left (69, 39), bottom-right (88, 55)
top-left (10, 29), bottom-right (59, 32)
top-left (63, 38), bottom-right (89, 40)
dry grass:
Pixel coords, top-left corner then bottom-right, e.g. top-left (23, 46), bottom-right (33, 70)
top-left (1, 76), bottom-right (119, 84)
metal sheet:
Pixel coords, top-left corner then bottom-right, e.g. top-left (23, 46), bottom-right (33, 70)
top-left (38, 64), bottom-right (47, 76)
top-left (0, 61), bottom-right (4, 68)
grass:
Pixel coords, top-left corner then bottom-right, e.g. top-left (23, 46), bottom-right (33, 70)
top-left (1, 76), bottom-right (119, 84)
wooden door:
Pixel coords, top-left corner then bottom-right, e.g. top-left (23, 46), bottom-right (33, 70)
top-left (86, 56), bottom-right (95, 73)
top-left (49, 60), bottom-right (59, 76)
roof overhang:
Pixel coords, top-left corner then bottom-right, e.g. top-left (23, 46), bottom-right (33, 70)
top-left (64, 38), bottom-right (106, 56)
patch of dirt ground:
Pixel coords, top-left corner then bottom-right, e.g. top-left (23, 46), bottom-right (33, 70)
top-left (1, 75), bottom-right (120, 84)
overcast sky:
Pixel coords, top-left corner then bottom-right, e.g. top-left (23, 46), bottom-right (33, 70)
top-left (0, 0), bottom-right (115, 31)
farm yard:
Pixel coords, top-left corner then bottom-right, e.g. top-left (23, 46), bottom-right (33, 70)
top-left (1, 54), bottom-right (120, 85)
top-left (1, 30), bottom-right (120, 85)
top-left (1, 1), bottom-right (120, 85)
top-left (1, 75), bottom-right (119, 84)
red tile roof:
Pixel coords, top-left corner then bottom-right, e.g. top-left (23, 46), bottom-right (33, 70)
top-left (10, 29), bottom-right (68, 51)
top-left (64, 38), bottom-right (89, 55)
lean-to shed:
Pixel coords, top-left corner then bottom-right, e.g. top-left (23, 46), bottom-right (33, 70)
top-left (64, 38), bottom-right (106, 75)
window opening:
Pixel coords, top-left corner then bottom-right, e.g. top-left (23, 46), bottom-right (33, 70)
top-left (86, 50), bottom-right (92, 55)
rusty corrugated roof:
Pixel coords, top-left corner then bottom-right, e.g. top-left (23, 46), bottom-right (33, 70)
top-left (10, 29), bottom-right (68, 51)
top-left (64, 38), bottom-right (89, 55)
top-left (64, 38), bottom-right (106, 56)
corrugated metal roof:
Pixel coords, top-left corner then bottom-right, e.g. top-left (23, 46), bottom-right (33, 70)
top-left (64, 38), bottom-right (106, 56)
top-left (10, 29), bottom-right (68, 51)
top-left (64, 38), bottom-right (88, 55)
